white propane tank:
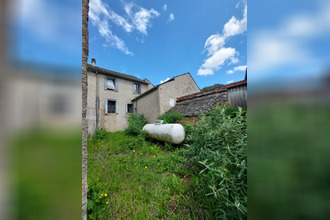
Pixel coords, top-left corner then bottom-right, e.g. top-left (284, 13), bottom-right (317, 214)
top-left (143, 123), bottom-right (185, 144)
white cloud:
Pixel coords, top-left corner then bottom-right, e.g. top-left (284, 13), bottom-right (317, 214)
top-left (198, 48), bottom-right (237, 76)
top-left (201, 48), bottom-right (237, 70)
top-left (168, 13), bottom-right (175, 22)
top-left (226, 80), bottom-right (234, 84)
top-left (227, 65), bottom-right (247, 74)
top-left (133, 8), bottom-right (160, 35)
top-left (160, 77), bottom-right (171, 84)
top-left (249, 1), bottom-right (330, 79)
top-left (197, 69), bottom-right (214, 76)
top-left (89, 0), bottom-right (133, 55)
top-left (89, 0), bottom-right (160, 54)
top-left (198, 5), bottom-right (247, 76)
top-left (124, 2), bottom-right (134, 16)
top-left (108, 10), bottom-right (133, 32)
top-left (204, 34), bottom-right (226, 56)
top-left (163, 4), bottom-right (167, 11)
top-left (234, 65), bottom-right (247, 71)
top-left (223, 6), bottom-right (247, 37)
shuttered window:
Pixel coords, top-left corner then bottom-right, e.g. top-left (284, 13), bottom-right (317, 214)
top-left (105, 100), bottom-right (118, 114)
top-left (105, 77), bottom-right (118, 91)
top-left (127, 104), bottom-right (134, 113)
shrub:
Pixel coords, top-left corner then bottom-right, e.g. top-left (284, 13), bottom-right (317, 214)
top-left (157, 110), bottom-right (185, 124)
top-left (93, 128), bottom-right (110, 140)
top-left (125, 114), bottom-right (148, 136)
top-left (221, 105), bottom-right (247, 118)
top-left (184, 106), bottom-right (247, 219)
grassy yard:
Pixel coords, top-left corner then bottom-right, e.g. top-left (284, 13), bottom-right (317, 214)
top-left (87, 107), bottom-right (247, 219)
top-left (87, 131), bottom-right (205, 219)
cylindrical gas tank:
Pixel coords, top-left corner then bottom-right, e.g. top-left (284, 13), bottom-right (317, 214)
top-left (143, 124), bottom-right (185, 144)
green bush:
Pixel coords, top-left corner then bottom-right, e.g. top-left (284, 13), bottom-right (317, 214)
top-left (93, 128), bottom-right (110, 140)
top-left (223, 105), bottom-right (247, 118)
top-left (157, 110), bottom-right (185, 124)
top-left (125, 114), bottom-right (148, 136)
top-left (184, 106), bottom-right (247, 219)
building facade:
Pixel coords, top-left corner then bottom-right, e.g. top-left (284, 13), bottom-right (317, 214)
top-left (87, 64), bottom-right (153, 133)
top-left (132, 73), bottom-right (200, 123)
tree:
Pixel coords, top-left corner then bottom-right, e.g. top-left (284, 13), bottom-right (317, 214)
top-left (200, 83), bottom-right (225, 92)
top-left (82, 0), bottom-right (89, 219)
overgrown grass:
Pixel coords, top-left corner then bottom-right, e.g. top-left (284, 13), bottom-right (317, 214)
top-left (87, 105), bottom-right (247, 219)
top-left (87, 131), bottom-right (203, 219)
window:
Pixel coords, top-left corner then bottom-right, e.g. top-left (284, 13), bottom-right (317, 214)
top-left (126, 104), bottom-right (134, 113)
top-left (169, 98), bottom-right (175, 107)
top-left (105, 100), bottom-right (118, 114)
top-left (105, 77), bottom-right (117, 91)
top-left (133, 83), bottom-right (141, 94)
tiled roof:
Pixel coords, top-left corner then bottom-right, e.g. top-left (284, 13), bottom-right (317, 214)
top-left (177, 80), bottom-right (247, 101)
top-left (87, 64), bottom-right (148, 84)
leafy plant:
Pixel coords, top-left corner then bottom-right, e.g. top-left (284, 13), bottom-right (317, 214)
top-left (184, 106), bottom-right (247, 219)
top-left (157, 111), bottom-right (185, 124)
top-left (93, 128), bottom-right (110, 140)
top-left (125, 114), bottom-right (148, 136)
top-left (222, 105), bottom-right (247, 118)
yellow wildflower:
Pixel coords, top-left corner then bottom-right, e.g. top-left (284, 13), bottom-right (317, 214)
top-left (104, 194), bottom-right (107, 197)
top-left (153, 155), bottom-right (156, 158)
top-left (101, 194), bottom-right (103, 197)
top-left (145, 166), bottom-right (147, 169)
top-left (223, 168), bottom-right (228, 172)
top-left (140, 153), bottom-right (143, 155)
top-left (133, 150), bottom-right (135, 152)
top-left (106, 201), bottom-right (109, 204)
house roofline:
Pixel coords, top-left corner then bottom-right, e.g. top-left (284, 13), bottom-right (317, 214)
top-left (132, 72), bottom-right (198, 101)
top-left (177, 79), bottom-right (247, 101)
top-left (87, 64), bottom-right (148, 85)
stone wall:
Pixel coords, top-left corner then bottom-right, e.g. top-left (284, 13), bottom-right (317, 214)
top-left (169, 89), bottom-right (228, 117)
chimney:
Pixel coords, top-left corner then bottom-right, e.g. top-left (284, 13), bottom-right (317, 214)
top-left (91, 58), bottom-right (96, 66)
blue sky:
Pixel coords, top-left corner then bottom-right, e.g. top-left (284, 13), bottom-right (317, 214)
top-left (88, 0), bottom-right (247, 88)
top-left (10, 0), bottom-right (81, 68)
top-left (248, 0), bottom-right (330, 85)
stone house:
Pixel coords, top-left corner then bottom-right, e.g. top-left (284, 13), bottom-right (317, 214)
top-left (87, 62), bottom-right (154, 133)
top-left (132, 73), bottom-right (200, 123)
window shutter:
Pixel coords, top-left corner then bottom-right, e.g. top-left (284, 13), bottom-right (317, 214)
top-left (104, 76), bottom-right (107, 90)
top-left (132, 83), bottom-right (135, 94)
top-left (116, 101), bottom-right (119, 114)
top-left (105, 100), bottom-right (108, 114)
top-left (115, 79), bottom-right (118, 91)
top-left (125, 104), bottom-right (128, 113)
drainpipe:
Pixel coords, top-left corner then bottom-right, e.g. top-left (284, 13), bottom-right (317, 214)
top-left (96, 70), bottom-right (99, 129)
top-left (92, 58), bottom-right (99, 129)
